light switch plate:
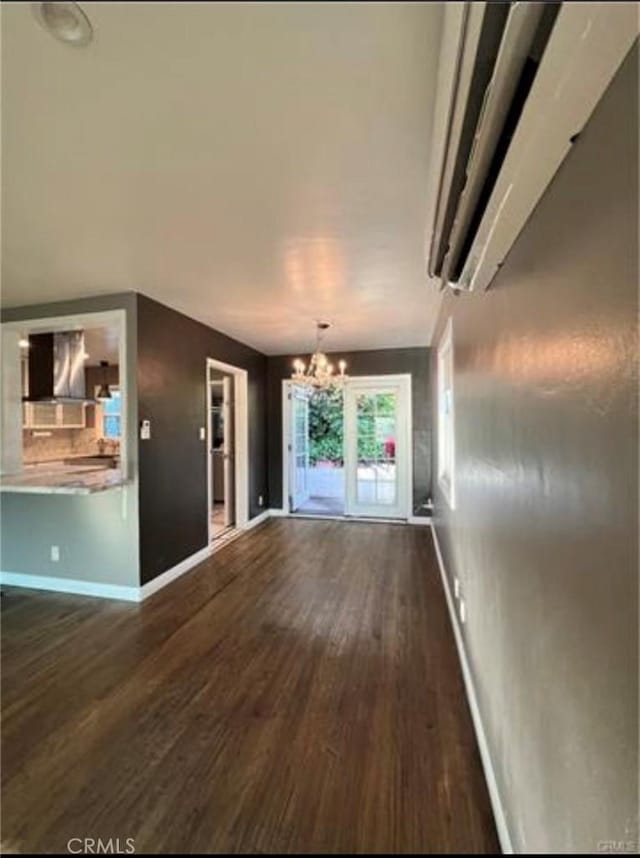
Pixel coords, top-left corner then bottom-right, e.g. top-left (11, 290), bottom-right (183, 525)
top-left (199, 427), bottom-right (206, 441)
top-left (140, 419), bottom-right (151, 440)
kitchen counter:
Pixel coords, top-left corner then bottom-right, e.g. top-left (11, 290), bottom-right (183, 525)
top-left (0, 464), bottom-right (129, 495)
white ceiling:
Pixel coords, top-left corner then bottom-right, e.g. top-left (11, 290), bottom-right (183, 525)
top-left (1, 2), bottom-right (444, 354)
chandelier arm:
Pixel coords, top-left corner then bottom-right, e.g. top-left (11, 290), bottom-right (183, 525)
top-left (291, 321), bottom-right (347, 389)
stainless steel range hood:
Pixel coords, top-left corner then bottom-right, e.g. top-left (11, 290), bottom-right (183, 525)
top-left (24, 331), bottom-right (92, 403)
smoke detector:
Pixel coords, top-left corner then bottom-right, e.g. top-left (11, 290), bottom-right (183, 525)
top-left (32, 2), bottom-right (93, 47)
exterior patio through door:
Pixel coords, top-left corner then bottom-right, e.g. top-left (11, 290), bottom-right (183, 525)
top-left (284, 374), bottom-right (411, 520)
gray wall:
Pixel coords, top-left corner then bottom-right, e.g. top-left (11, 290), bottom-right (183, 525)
top-left (431, 45), bottom-right (638, 853)
top-left (267, 347), bottom-right (431, 512)
top-left (137, 294), bottom-right (268, 584)
top-left (0, 293), bottom-right (140, 587)
top-left (0, 292), bottom-right (270, 588)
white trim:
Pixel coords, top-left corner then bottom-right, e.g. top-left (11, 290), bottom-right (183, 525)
top-left (222, 376), bottom-right (233, 528)
top-left (138, 545), bottom-right (212, 601)
top-left (207, 371), bottom-right (215, 542)
top-left (3, 309), bottom-right (129, 480)
top-left (344, 374), bottom-right (412, 520)
top-left (408, 516), bottom-right (432, 526)
top-left (1, 543), bottom-right (214, 603)
top-left (0, 570), bottom-right (140, 602)
top-left (285, 513), bottom-right (347, 523)
top-left (271, 509), bottom-right (408, 526)
top-left (289, 383), bottom-right (312, 510)
top-left (283, 374), bottom-right (413, 520)
top-left (282, 380), bottom-right (291, 513)
top-left (0, 513), bottom-right (432, 607)
top-left (206, 358), bottom-right (249, 544)
top-left (437, 319), bottom-right (456, 510)
top-left (269, 507), bottom-right (288, 517)
top-left (245, 509), bottom-right (271, 530)
top-left (431, 525), bottom-right (513, 854)
top-left (210, 528), bottom-right (243, 554)
top-left (298, 514), bottom-right (407, 525)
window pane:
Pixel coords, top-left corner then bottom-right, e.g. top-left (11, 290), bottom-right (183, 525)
top-left (356, 463), bottom-right (376, 503)
top-left (104, 415), bottom-right (121, 438)
top-left (376, 481), bottom-right (395, 504)
top-left (103, 390), bottom-right (121, 416)
top-left (356, 391), bottom-right (398, 505)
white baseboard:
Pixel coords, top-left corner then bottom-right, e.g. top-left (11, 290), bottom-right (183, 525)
top-left (0, 571), bottom-right (140, 602)
top-left (140, 512), bottom-right (277, 597)
top-left (138, 544), bottom-right (212, 601)
top-left (431, 525), bottom-right (514, 854)
top-left (245, 509), bottom-right (271, 529)
top-left (1, 543), bottom-right (214, 604)
top-left (271, 508), bottom-right (431, 528)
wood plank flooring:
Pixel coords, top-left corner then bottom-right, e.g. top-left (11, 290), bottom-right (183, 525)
top-left (1, 519), bottom-right (499, 854)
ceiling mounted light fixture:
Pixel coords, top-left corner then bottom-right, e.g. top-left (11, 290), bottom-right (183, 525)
top-left (291, 322), bottom-right (347, 390)
top-left (96, 361), bottom-right (112, 401)
top-left (32, 2), bottom-right (93, 47)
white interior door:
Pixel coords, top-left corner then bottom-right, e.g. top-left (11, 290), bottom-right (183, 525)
top-left (289, 385), bottom-right (310, 511)
top-left (223, 376), bottom-right (235, 527)
top-left (344, 377), bottom-right (410, 519)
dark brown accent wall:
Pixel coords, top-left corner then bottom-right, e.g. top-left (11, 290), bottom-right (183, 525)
top-left (430, 45), bottom-right (638, 851)
top-left (267, 347), bottom-right (431, 511)
top-left (137, 294), bottom-right (268, 584)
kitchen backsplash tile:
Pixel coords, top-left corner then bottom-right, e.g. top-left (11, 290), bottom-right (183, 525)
top-left (23, 427), bottom-right (119, 463)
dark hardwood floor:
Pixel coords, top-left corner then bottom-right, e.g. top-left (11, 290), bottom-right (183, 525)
top-left (1, 519), bottom-right (499, 854)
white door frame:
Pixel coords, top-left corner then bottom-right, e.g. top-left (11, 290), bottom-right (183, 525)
top-left (206, 358), bottom-right (248, 543)
top-left (2, 309), bottom-right (129, 478)
top-left (289, 384), bottom-right (312, 511)
top-left (282, 379), bottom-right (315, 514)
top-left (281, 380), bottom-right (295, 514)
top-left (344, 374), bottom-right (412, 520)
top-left (221, 376), bottom-right (235, 528)
top-left (282, 374), bottom-right (413, 519)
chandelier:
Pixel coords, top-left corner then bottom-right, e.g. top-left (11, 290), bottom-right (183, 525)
top-left (291, 322), bottom-right (347, 389)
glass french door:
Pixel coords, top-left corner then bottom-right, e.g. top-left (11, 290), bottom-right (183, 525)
top-left (344, 378), bottom-right (410, 519)
top-left (289, 385), bottom-right (310, 511)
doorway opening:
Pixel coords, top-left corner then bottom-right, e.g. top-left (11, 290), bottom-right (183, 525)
top-left (209, 370), bottom-right (235, 540)
top-left (206, 358), bottom-right (249, 547)
top-left (291, 385), bottom-right (345, 516)
top-left (283, 375), bottom-right (412, 520)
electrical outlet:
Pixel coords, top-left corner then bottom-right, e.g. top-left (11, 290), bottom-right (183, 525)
top-left (454, 577), bottom-right (461, 599)
top-left (258, 495), bottom-right (264, 507)
top-left (199, 427), bottom-right (206, 441)
top-left (50, 545), bottom-right (60, 563)
top-left (459, 597), bottom-right (466, 624)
